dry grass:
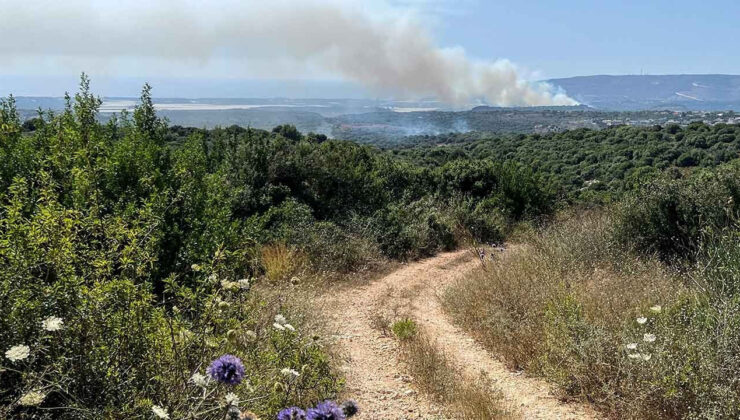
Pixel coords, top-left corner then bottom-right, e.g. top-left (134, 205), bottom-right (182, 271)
top-left (260, 242), bottom-right (306, 282)
top-left (444, 210), bottom-right (687, 416)
top-left (366, 283), bottom-right (513, 419)
top-left (398, 326), bottom-right (514, 420)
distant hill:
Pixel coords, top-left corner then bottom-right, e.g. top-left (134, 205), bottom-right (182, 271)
top-left (547, 74), bottom-right (740, 110)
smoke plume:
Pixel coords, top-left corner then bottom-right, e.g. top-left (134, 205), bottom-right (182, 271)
top-left (0, 0), bottom-right (575, 105)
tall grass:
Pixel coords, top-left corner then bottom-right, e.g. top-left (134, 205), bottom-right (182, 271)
top-left (397, 326), bottom-right (513, 419)
top-left (443, 210), bottom-right (740, 418)
top-left (260, 243), bottom-right (306, 282)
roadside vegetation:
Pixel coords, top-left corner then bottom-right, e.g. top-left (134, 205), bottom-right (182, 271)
top-left (445, 165), bottom-right (740, 418)
top-left (0, 77), bottom-right (552, 418)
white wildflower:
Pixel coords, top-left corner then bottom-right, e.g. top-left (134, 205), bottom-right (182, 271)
top-left (281, 368), bottom-right (300, 379)
top-left (42, 316), bottom-right (64, 332)
top-left (242, 379), bottom-right (255, 393)
top-left (190, 372), bottom-right (209, 388)
top-left (274, 314), bottom-right (287, 325)
top-left (191, 264), bottom-right (202, 272)
top-left (641, 353), bottom-right (652, 361)
top-left (643, 333), bottom-right (656, 343)
top-left (208, 273), bottom-right (218, 283)
top-left (650, 305), bottom-right (662, 313)
top-left (636, 317), bottom-right (648, 325)
top-left (151, 405), bottom-right (170, 419)
top-left (284, 324), bottom-right (296, 332)
top-left (273, 323), bottom-right (286, 331)
top-left (225, 392), bottom-right (240, 406)
top-left (626, 343), bottom-right (638, 350)
top-left (627, 353), bottom-right (641, 359)
top-left (238, 278), bottom-right (251, 289)
top-left (18, 390), bottom-right (46, 406)
top-left (244, 330), bottom-right (258, 341)
top-left (221, 279), bottom-right (240, 291)
top-left (5, 344), bottom-right (30, 362)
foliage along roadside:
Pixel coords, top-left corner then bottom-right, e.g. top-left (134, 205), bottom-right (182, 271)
top-left (0, 76), bottom-right (554, 418)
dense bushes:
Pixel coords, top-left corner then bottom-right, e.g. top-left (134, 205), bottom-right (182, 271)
top-left (0, 78), bottom-right (557, 417)
top-left (0, 81), bottom-right (342, 418)
top-left (390, 122), bottom-right (740, 202)
top-left (613, 163), bottom-right (740, 260)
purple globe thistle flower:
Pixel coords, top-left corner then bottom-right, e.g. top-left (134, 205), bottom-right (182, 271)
top-left (277, 407), bottom-right (307, 420)
top-left (206, 354), bottom-right (245, 385)
top-left (307, 400), bottom-right (345, 420)
top-left (340, 400), bottom-right (359, 418)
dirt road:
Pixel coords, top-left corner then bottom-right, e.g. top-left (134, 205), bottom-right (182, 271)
top-left (320, 249), bottom-right (599, 419)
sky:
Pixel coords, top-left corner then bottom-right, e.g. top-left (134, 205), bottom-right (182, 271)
top-left (431, 0), bottom-right (740, 78)
top-left (1, 0), bottom-right (738, 98)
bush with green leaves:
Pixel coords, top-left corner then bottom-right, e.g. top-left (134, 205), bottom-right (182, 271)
top-left (372, 198), bottom-right (456, 260)
top-left (613, 162), bottom-right (740, 260)
top-left (391, 121), bottom-right (740, 202)
top-left (391, 319), bottom-right (418, 341)
top-left (0, 78), bottom-right (340, 418)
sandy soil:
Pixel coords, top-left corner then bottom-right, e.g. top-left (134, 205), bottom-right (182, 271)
top-left (320, 249), bottom-right (600, 419)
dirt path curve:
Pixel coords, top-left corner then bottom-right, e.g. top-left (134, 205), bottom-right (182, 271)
top-left (320, 249), bottom-right (600, 419)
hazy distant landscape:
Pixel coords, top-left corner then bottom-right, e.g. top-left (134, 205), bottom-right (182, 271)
top-left (13, 75), bottom-right (740, 143)
top-left (548, 74), bottom-right (740, 110)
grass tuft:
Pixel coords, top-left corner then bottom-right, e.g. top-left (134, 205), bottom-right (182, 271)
top-left (397, 326), bottom-right (513, 419)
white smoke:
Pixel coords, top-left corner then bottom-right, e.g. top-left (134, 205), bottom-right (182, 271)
top-left (0, 0), bottom-right (575, 106)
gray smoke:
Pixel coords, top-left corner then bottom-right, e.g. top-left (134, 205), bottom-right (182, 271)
top-left (0, 0), bottom-right (576, 106)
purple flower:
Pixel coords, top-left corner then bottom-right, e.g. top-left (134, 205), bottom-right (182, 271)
top-left (206, 354), bottom-right (245, 385)
top-left (307, 400), bottom-right (345, 420)
top-left (277, 407), bottom-right (307, 420)
top-left (340, 400), bottom-right (359, 417)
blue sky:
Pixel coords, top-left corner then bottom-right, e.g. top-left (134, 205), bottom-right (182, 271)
top-left (1, 0), bottom-right (738, 97)
top-left (430, 0), bottom-right (740, 78)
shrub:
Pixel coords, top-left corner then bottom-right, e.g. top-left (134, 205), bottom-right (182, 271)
top-left (443, 211), bottom-right (699, 418)
top-left (391, 319), bottom-right (418, 341)
top-left (260, 243), bottom-right (305, 282)
top-left (613, 163), bottom-right (740, 260)
top-left (373, 199), bottom-right (457, 260)
top-left (289, 221), bottom-right (382, 275)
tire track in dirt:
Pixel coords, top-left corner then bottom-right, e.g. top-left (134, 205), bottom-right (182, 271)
top-left (320, 249), bottom-right (600, 419)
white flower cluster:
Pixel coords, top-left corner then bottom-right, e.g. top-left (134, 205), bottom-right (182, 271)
top-left (273, 314), bottom-right (295, 332)
top-left (190, 372), bottom-right (210, 388)
top-left (221, 279), bottom-right (240, 291)
top-left (42, 316), bottom-right (64, 332)
top-left (225, 392), bottom-right (240, 406)
top-left (281, 367), bottom-right (300, 379)
top-left (219, 277), bottom-right (252, 292)
top-left (152, 404), bottom-right (170, 419)
top-left (238, 278), bottom-right (252, 290)
top-left (19, 390), bottom-right (46, 406)
top-left (5, 344), bottom-right (30, 362)
top-left (626, 305), bottom-right (662, 362)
